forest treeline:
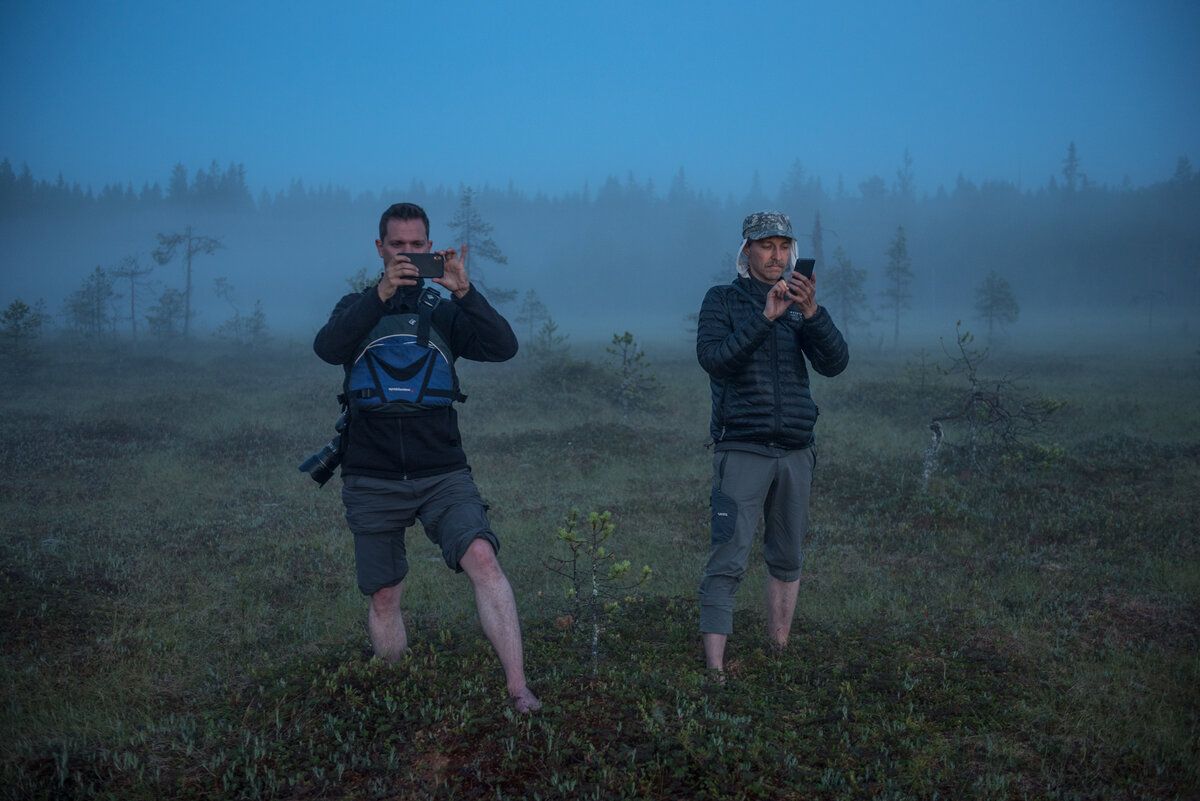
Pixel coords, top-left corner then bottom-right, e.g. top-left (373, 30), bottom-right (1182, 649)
top-left (1, 146), bottom-right (1197, 343)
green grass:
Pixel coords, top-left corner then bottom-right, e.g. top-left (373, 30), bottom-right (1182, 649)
top-left (1, 337), bottom-right (1197, 799)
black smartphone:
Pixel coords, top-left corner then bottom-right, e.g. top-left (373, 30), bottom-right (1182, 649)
top-left (397, 252), bottom-right (444, 278)
top-left (793, 258), bottom-right (815, 279)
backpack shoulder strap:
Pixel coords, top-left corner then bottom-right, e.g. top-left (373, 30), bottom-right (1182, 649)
top-left (416, 286), bottom-right (440, 349)
top-left (415, 287), bottom-right (466, 401)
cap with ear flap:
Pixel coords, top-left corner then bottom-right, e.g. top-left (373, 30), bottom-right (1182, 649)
top-left (742, 210), bottom-right (793, 241)
top-left (736, 210), bottom-right (799, 277)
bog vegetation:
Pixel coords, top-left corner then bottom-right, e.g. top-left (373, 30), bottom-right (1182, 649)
top-left (0, 331), bottom-right (1197, 800)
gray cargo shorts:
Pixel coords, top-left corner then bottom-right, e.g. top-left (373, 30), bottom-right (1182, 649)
top-left (341, 468), bottom-right (499, 596)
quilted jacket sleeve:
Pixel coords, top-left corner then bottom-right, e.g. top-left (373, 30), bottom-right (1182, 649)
top-left (696, 285), bottom-right (773, 379)
top-left (798, 306), bottom-right (850, 377)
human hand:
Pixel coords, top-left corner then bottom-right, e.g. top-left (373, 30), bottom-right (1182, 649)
top-left (434, 244), bottom-right (470, 298)
top-left (785, 270), bottom-right (818, 319)
top-left (377, 254), bottom-right (420, 302)
top-left (764, 279), bottom-right (793, 321)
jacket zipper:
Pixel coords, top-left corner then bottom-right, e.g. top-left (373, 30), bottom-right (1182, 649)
top-left (770, 325), bottom-right (782, 441)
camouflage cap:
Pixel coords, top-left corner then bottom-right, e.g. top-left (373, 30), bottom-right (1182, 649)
top-left (742, 210), bottom-right (793, 241)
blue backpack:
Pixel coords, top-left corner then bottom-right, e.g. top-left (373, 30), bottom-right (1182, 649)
top-left (344, 288), bottom-right (466, 412)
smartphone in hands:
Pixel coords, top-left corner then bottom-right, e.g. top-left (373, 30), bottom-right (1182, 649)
top-left (397, 252), bottom-right (444, 278)
top-left (793, 258), bottom-right (815, 280)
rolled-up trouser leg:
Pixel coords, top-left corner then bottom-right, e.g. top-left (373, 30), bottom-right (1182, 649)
top-left (698, 451), bottom-right (773, 634)
top-left (763, 446), bottom-right (814, 582)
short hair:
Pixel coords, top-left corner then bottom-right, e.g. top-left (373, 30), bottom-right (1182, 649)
top-left (378, 203), bottom-right (430, 241)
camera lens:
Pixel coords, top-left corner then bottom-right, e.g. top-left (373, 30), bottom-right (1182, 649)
top-left (299, 439), bottom-right (342, 487)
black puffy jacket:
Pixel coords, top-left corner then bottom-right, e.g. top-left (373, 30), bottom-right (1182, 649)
top-left (313, 281), bottom-right (517, 480)
top-left (697, 276), bottom-right (849, 449)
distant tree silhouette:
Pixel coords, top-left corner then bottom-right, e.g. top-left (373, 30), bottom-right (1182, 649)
top-left (1, 298), bottom-right (50, 364)
top-left (823, 246), bottom-right (870, 342)
top-left (0, 159), bottom-right (36, 213)
top-left (779, 160), bottom-right (808, 210)
top-left (859, 175), bottom-right (888, 205)
top-left (515, 289), bottom-right (550, 340)
top-left (140, 181), bottom-right (163, 205)
top-left (685, 253), bottom-right (738, 335)
top-left (63, 266), bottom-right (118, 338)
top-left (15, 162), bottom-right (35, 203)
top-left (811, 211), bottom-right (825, 273)
top-left (0, 158), bottom-right (14, 200)
top-left (743, 170), bottom-right (770, 208)
top-left (528, 317), bottom-right (570, 364)
top-left (152, 226), bottom-right (223, 338)
top-left (667, 166), bottom-right (693, 204)
top-left (193, 160), bottom-right (253, 210)
top-left (881, 225), bottom-right (914, 344)
top-left (2, 152), bottom-right (1199, 344)
top-left (974, 269), bottom-right (1020, 343)
top-left (1062, 141), bottom-right (1085, 191)
top-left (213, 277), bottom-right (269, 348)
top-left (110, 255), bottom-right (154, 340)
top-left (1172, 155), bottom-right (1194, 183)
top-left (166, 163), bottom-right (189, 204)
top-left (446, 186), bottom-right (514, 305)
top-left (159, 160), bottom-right (253, 211)
top-left (146, 287), bottom-right (187, 341)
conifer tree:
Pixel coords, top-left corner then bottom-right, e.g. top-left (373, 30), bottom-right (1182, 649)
top-left (974, 269), bottom-right (1020, 343)
top-left (146, 288), bottom-right (187, 340)
top-left (63, 266), bottom-right (118, 337)
top-left (152, 226), bottom-right (223, 338)
top-left (881, 225), bottom-right (914, 344)
top-left (1062, 141), bottom-right (1082, 191)
top-left (446, 186), bottom-right (514, 305)
top-left (811, 211), bottom-right (825, 274)
top-left (110, 255), bottom-right (154, 340)
top-left (515, 289), bottom-right (549, 340)
top-left (1, 298), bottom-right (50, 363)
top-left (823, 246), bottom-right (869, 341)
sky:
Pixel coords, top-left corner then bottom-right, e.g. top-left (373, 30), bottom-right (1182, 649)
top-left (1, 0), bottom-right (1198, 201)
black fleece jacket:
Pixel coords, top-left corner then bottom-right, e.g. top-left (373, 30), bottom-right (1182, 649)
top-left (696, 276), bottom-right (849, 449)
top-left (313, 281), bottom-right (517, 479)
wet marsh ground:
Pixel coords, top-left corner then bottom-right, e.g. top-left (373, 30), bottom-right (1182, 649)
top-left (1, 336), bottom-right (1197, 799)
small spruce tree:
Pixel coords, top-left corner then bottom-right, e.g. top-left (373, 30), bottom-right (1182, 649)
top-left (974, 269), bottom-right (1020, 343)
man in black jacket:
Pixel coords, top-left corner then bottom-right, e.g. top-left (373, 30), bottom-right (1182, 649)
top-left (314, 202), bottom-right (540, 713)
top-left (695, 210), bottom-right (849, 676)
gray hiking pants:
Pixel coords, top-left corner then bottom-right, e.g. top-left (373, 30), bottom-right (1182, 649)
top-left (698, 447), bottom-right (814, 634)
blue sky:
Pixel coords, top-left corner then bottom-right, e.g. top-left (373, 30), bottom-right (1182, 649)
top-left (2, 0), bottom-right (1197, 199)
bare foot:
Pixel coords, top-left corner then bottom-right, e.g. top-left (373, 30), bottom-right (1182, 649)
top-left (510, 686), bottom-right (542, 713)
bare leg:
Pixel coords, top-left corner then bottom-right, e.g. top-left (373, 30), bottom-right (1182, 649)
top-left (368, 581), bottom-right (407, 662)
top-left (459, 539), bottom-right (541, 712)
top-left (766, 576), bottom-right (800, 647)
top-left (703, 631), bottom-right (728, 673)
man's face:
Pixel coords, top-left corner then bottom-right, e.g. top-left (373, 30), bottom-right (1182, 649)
top-left (745, 236), bottom-right (792, 284)
top-left (376, 218), bottom-right (431, 264)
